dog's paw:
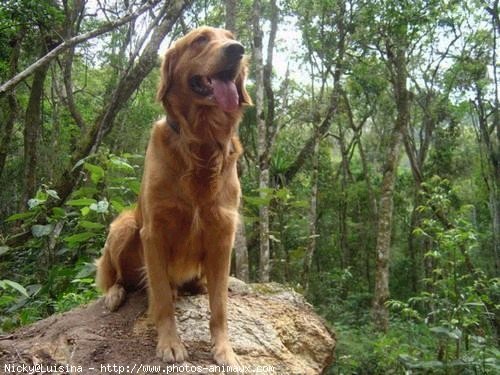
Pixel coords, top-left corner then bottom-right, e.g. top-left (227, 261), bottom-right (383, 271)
top-left (157, 336), bottom-right (188, 363)
top-left (104, 284), bottom-right (126, 311)
top-left (213, 343), bottom-right (242, 374)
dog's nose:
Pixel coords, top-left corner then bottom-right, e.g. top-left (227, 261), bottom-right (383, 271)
top-left (224, 42), bottom-right (245, 60)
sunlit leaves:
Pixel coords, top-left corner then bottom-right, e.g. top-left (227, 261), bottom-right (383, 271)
top-left (0, 280), bottom-right (29, 298)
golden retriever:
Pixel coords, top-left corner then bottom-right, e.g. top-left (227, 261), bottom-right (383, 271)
top-left (96, 26), bottom-right (251, 368)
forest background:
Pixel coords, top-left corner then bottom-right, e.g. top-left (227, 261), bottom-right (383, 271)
top-left (0, 0), bottom-right (499, 373)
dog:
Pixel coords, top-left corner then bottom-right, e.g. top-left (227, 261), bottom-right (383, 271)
top-left (95, 26), bottom-right (251, 368)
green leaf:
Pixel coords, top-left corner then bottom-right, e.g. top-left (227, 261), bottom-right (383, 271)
top-left (5, 211), bottom-right (36, 222)
top-left (66, 198), bottom-right (97, 206)
top-left (0, 280), bottom-right (29, 298)
top-left (84, 163), bottom-right (105, 184)
top-left (109, 157), bottom-right (134, 171)
top-left (51, 207), bottom-right (66, 219)
top-left (290, 200), bottom-right (309, 208)
top-left (126, 180), bottom-right (141, 194)
top-left (31, 224), bottom-right (54, 238)
top-left (64, 232), bottom-right (95, 244)
top-left (110, 199), bottom-right (125, 212)
top-left (244, 195), bottom-right (270, 207)
top-left (275, 188), bottom-right (291, 200)
top-left (79, 220), bottom-right (105, 230)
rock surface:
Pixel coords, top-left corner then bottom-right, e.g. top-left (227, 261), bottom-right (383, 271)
top-left (0, 279), bottom-right (335, 374)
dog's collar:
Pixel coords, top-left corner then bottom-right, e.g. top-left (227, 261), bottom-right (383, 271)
top-left (167, 118), bottom-right (180, 134)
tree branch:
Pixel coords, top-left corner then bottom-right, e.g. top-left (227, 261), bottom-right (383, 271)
top-left (0, 0), bottom-right (162, 98)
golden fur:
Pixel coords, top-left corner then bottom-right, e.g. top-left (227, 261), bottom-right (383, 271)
top-left (96, 26), bottom-right (251, 368)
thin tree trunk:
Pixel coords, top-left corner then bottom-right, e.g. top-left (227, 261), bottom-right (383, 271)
top-left (357, 139), bottom-right (376, 292)
top-left (0, 31), bottom-right (22, 179)
top-left (225, 0), bottom-right (237, 32)
top-left (234, 203), bottom-right (250, 282)
top-left (302, 126), bottom-right (320, 291)
top-left (257, 0), bottom-right (279, 283)
top-left (490, 187), bottom-right (500, 273)
top-left (372, 130), bottom-right (403, 332)
top-left (473, 86), bottom-right (500, 273)
top-left (0, 95), bottom-right (17, 180)
top-left (338, 123), bottom-right (352, 269)
top-left (490, 2), bottom-right (500, 273)
top-left (61, 0), bottom-right (87, 132)
top-left (225, 0), bottom-right (249, 282)
top-left (372, 44), bottom-right (409, 332)
top-left (252, 0), bottom-right (268, 282)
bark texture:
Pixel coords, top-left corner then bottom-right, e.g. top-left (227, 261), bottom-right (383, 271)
top-left (233, 213), bottom-right (250, 282)
top-left (0, 279), bottom-right (335, 375)
top-left (252, 0), bottom-right (270, 283)
top-left (302, 127), bottom-right (319, 291)
top-left (372, 43), bottom-right (409, 332)
top-left (22, 55), bottom-right (51, 206)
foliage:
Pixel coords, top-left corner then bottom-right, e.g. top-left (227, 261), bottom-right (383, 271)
top-left (385, 177), bottom-right (500, 373)
top-left (0, 151), bottom-right (142, 332)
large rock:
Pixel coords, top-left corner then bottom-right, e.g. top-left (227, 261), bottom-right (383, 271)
top-left (0, 279), bottom-right (335, 374)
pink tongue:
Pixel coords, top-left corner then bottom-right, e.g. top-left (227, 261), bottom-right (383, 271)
top-left (212, 79), bottom-right (239, 112)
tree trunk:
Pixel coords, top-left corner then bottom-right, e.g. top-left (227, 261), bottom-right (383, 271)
top-left (489, 4), bottom-right (500, 273)
top-left (252, 0), bottom-right (268, 282)
top-left (372, 130), bottom-right (403, 332)
top-left (338, 123), bottom-right (352, 269)
top-left (252, 0), bottom-right (278, 282)
top-left (302, 126), bottom-right (320, 291)
top-left (372, 44), bottom-right (409, 332)
top-left (225, 0), bottom-right (237, 32)
top-left (21, 51), bottom-right (51, 206)
top-left (473, 86), bottom-right (500, 273)
top-left (234, 204), bottom-right (250, 282)
top-left (225, 0), bottom-right (249, 282)
top-left (0, 95), bottom-right (17, 180)
top-left (0, 31), bottom-right (22, 180)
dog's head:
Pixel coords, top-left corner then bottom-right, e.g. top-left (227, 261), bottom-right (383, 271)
top-left (157, 26), bottom-right (252, 114)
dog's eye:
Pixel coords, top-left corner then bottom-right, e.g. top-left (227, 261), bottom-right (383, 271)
top-left (192, 35), bottom-right (209, 46)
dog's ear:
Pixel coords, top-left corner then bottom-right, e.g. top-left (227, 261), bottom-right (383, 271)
top-left (156, 47), bottom-right (177, 105)
top-left (237, 65), bottom-right (252, 106)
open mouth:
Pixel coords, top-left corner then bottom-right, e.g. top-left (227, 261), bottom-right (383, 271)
top-left (189, 68), bottom-right (240, 112)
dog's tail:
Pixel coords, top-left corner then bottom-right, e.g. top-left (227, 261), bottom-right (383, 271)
top-left (95, 210), bottom-right (141, 311)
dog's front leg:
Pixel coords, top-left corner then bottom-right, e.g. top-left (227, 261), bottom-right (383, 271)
top-left (141, 225), bottom-right (187, 363)
top-left (205, 233), bottom-right (241, 370)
